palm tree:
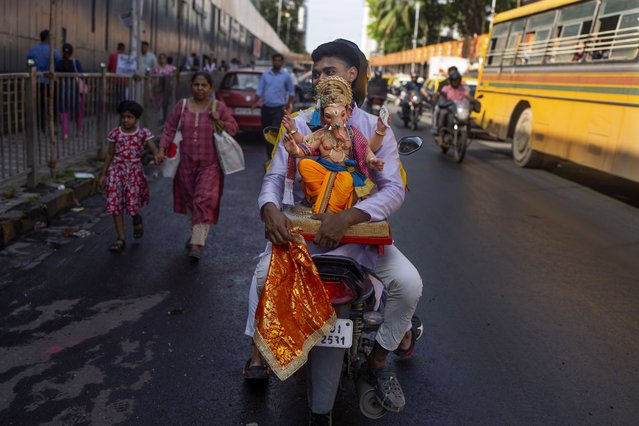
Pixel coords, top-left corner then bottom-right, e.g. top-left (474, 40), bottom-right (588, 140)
top-left (368, 0), bottom-right (444, 53)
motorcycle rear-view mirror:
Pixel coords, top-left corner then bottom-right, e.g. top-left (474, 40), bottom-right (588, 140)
top-left (472, 100), bottom-right (482, 113)
top-left (398, 136), bottom-right (423, 155)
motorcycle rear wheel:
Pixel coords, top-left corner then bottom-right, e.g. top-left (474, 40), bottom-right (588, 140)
top-left (357, 379), bottom-right (387, 419)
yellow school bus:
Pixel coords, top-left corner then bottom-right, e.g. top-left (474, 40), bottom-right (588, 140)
top-left (475, 0), bottom-right (639, 181)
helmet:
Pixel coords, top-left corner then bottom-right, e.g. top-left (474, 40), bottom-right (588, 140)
top-left (417, 77), bottom-right (425, 84)
top-left (449, 70), bottom-right (462, 82)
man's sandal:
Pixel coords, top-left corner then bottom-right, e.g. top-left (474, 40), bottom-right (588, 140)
top-left (393, 315), bottom-right (423, 359)
top-left (133, 216), bottom-right (144, 239)
top-left (365, 364), bottom-right (406, 412)
top-left (242, 358), bottom-right (269, 380)
top-left (109, 239), bottom-right (126, 252)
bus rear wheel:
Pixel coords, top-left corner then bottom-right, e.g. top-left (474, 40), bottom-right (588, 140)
top-left (511, 108), bottom-right (545, 168)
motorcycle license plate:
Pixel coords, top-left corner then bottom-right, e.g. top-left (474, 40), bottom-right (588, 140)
top-left (315, 319), bottom-right (353, 348)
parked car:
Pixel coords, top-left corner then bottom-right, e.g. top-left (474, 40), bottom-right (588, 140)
top-left (216, 69), bottom-right (263, 132)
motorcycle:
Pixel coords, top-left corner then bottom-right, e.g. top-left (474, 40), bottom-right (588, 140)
top-left (363, 94), bottom-right (387, 115)
top-left (400, 91), bottom-right (423, 131)
top-left (364, 78), bottom-right (389, 115)
top-left (305, 136), bottom-right (424, 421)
top-left (435, 98), bottom-right (480, 163)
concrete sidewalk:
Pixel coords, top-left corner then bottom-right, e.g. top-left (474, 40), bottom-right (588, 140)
top-left (0, 167), bottom-right (102, 249)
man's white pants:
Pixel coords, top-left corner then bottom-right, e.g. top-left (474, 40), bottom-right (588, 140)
top-left (244, 243), bottom-right (423, 351)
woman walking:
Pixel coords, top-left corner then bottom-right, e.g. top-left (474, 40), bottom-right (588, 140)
top-left (157, 72), bottom-right (238, 261)
top-left (55, 43), bottom-right (84, 139)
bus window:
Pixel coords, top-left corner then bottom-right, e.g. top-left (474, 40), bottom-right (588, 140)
top-left (551, 0), bottom-right (596, 63)
top-left (609, 12), bottom-right (639, 59)
top-left (487, 23), bottom-right (510, 66)
top-left (591, 0), bottom-right (639, 60)
top-left (502, 19), bottom-right (525, 66)
top-left (519, 11), bottom-right (557, 64)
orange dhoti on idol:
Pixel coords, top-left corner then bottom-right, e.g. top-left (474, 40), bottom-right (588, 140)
top-left (299, 158), bottom-right (354, 213)
top-left (253, 231), bottom-right (336, 381)
top-left (298, 157), bottom-right (374, 214)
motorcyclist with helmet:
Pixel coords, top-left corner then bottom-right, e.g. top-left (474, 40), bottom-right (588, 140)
top-left (434, 70), bottom-right (472, 134)
top-left (399, 72), bottom-right (428, 123)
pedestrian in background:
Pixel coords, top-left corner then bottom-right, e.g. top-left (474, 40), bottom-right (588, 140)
top-left (99, 100), bottom-right (159, 252)
top-left (107, 42), bottom-right (126, 73)
top-left (55, 43), bottom-right (84, 139)
top-left (138, 41), bottom-right (157, 76)
top-left (252, 53), bottom-right (295, 158)
top-left (156, 72), bottom-right (238, 261)
top-left (150, 53), bottom-right (176, 122)
top-left (107, 42), bottom-right (127, 104)
top-left (203, 56), bottom-right (216, 73)
top-left (27, 29), bottom-right (61, 130)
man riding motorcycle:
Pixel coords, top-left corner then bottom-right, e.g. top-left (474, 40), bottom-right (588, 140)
top-left (430, 66), bottom-right (459, 135)
top-left (243, 39), bottom-right (423, 423)
top-left (435, 70), bottom-right (472, 134)
top-left (399, 72), bottom-right (428, 120)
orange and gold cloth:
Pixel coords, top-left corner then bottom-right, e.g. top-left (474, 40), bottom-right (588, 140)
top-left (298, 158), bottom-right (354, 214)
top-left (254, 231), bottom-right (336, 381)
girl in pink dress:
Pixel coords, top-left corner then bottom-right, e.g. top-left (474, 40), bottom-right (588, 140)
top-left (157, 72), bottom-right (238, 261)
top-left (100, 100), bottom-right (159, 252)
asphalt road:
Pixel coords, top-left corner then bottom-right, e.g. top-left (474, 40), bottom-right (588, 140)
top-left (1, 105), bottom-right (638, 425)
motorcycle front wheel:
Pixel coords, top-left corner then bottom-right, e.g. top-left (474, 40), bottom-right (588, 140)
top-left (453, 130), bottom-right (468, 163)
top-left (436, 133), bottom-right (448, 154)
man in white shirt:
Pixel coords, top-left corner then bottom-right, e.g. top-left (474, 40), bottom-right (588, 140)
top-left (243, 40), bottom-right (423, 419)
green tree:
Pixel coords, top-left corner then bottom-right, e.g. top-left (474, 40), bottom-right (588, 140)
top-left (367, 0), bottom-right (446, 54)
top-left (256, 0), bottom-right (306, 53)
top-left (444, 0), bottom-right (517, 37)
top-left (367, 0), bottom-right (518, 53)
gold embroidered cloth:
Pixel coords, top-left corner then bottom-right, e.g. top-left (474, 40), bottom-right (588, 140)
top-left (254, 234), bottom-right (336, 381)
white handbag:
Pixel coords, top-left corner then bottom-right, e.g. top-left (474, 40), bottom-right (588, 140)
top-left (211, 98), bottom-right (245, 175)
top-left (214, 130), bottom-right (245, 175)
top-left (160, 99), bottom-right (187, 178)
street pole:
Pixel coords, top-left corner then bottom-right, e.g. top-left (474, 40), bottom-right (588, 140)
top-left (490, 0), bottom-right (497, 28)
top-left (411, 1), bottom-right (421, 73)
top-left (48, 0), bottom-right (57, 178)
top-left (286, 14), bottom-right (292, 46)
top-left (276, 0), bottom-right (283, 36)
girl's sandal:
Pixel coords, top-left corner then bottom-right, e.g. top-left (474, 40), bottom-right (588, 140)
top-left (109, 239), bottom-right (126, 252)
top-left (133, 216), bottom-right (144, 239)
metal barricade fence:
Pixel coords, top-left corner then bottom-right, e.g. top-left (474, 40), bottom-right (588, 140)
top-left (0, 70), bottom-right (195, 188)
top-left (0, 73), bottom-right (30, 184)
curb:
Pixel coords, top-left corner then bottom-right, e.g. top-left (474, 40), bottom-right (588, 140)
top-left (0, 178), bottom-right (98, 249)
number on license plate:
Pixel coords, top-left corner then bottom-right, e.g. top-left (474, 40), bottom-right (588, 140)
top-left (315, 318), bottom-right (353, 348)
top-left (234, 107), bottom-right (260, 116)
